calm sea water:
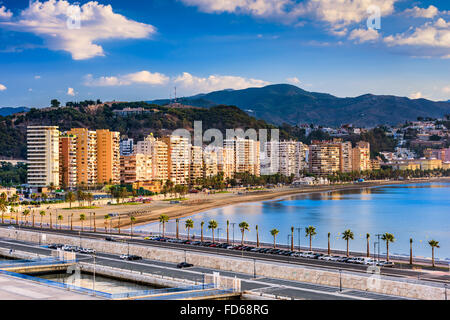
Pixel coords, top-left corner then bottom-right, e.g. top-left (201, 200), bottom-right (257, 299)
top-left (136, 182), bottom-right (450, 260)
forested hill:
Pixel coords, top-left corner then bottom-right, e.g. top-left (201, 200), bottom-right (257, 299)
top-left (0, 103), bottom-right (280, 159)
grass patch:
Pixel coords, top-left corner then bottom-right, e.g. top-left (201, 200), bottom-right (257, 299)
top-left (62, 206), bottom-right (100, 210)
top-left (162, 198), bottom-right (188, 202)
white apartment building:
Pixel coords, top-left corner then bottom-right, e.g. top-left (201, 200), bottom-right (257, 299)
top-left (27, 126), bottom-right (60, 188)
top-left (120, 138), bottom-right (134, 156)
top-left (163, 135), bottom-right (191, 185)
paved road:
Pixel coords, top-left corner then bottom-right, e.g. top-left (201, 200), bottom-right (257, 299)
top-left (4, 225), bottom-right (447, 283)
top-left (0, 237), bottom-right (411, 300)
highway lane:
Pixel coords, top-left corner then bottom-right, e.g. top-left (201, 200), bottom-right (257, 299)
top-left (0, 237), bottom-right (410, 300)
top-left (2, 225), bottom-right (448, 284)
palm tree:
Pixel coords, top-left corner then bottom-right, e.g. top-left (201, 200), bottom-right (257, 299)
top-left (22, 209), bottom-right (30, 226)
top-left (381, 233), bottom-right (395, 262)
top-left (305, 226), bottom-right (317, 251)
top-left (80, 214), bottom-right (86, 232)
top-left (176, 218), bottom-right (180, 239)
top-left (130, 216), bottom-right (136, 236)
top-left (104, 215), bottom-right (111, 233)
top-left (256, 225), bottom-right (260, 248)
top-left (58, 215), bottom-right (63, 230)
top-left (185, 219), bottom-right (194, 240)
top-left (31, 211), bottom-right (35, 227)
top-left (270, 229), bottom-right (279, 248)
top-left (428, 240), bottom-right (440, 267)
top-left (0, 198), bottom-right (7, 224)
top-left (159, 214), bottom-right (169, 237)
top-left (49, 212), bottom-right (52, 229)
top-left (290, 226), bottom-right (294, 251)
top-left (200, 221), bottom-right (204, 242)
top-left (239, 221), bottom-right (249, 245)
top-left (409, 238), bottom-right (413, 265)
top-left (208, 220), bottom-right (218, 243)
top-left (328, 232), bottom-right (331, 255)
top-left (366, 234), bottom-right (371, 258)
top-left (342, 229), bottom-right (354, 257)
top-left (226, 220), bottom-right (230, 244)
top-left (65, 191), bottom-right (75, 209)
top-left (39, 210), bottom-right (46, 229)
top-left (70, 213), bottom-right (74, 231)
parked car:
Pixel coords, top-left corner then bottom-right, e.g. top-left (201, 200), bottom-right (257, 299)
top-left (177, 262), bottom-right (194, 268)
top-left (301, 251), bottom-right (316, 258)
top-left (105, 237), bottom-right (117, 242)
top-left (378, 261), bottom-right (395, 267)
top-left (318, 255), bottom-right (332, 260)
top-left (120, 254), bottom-right (142, 261)
top-left (336, 256), bottom-right (350, 262)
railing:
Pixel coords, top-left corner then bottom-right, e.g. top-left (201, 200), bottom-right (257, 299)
top-left (144, 288), bottom-right (235, 300)
top-left (0, 258), bottom-right (76, 269)
top-left (0, 269), bottom-right (111, 299)
top-left (110, 284), bottom-right (216, 299)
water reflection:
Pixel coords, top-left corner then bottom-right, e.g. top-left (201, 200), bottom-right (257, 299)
top-left (137, 182), bottom-right (450, 260)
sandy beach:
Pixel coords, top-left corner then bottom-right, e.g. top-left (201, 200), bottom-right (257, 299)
top-left (20, 177), bottom-right (448, 230)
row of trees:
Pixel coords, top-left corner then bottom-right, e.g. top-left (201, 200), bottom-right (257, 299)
top-left (156, 216), bottom-right (442, 268)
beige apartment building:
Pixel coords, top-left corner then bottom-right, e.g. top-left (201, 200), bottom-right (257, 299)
top-left (163, 135), bottom-right (191, 185)
top-left (352, 141), bottom-right (371, 172)
top-left (190, 145), bottom-right (203, 182)
top-left (339, 141), bottom-right (353, 173)
top-left (27, 126), bottom-right (60, 188)
top-left (96, 129), bottom-right (120, 185)
top-left (308, 141), bottom-right (341, 176)
top-left (226, 138), bottom-right (260, 176)
top-left (59, 134), bottom-right (78, 189)
top-left (67, 128), bottom-right (98, 186)
top-left (120, 153), bottom-right (153, 184)
top-left (136, 134), bottom-right (169, 182)
top-left (203, 147), bottom-right (219, 178)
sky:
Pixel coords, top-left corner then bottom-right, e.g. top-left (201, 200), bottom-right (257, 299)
top-left (0, 0), bottom-right (449, 108)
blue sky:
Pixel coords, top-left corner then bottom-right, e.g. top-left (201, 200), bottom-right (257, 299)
top-left (0, 0), bottom-right (449, 108)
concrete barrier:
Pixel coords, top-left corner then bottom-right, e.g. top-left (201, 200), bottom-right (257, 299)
top-left (0, 227), bottom-right (446, 300)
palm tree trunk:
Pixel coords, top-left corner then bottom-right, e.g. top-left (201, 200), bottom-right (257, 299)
top-left (309, 235), bottom-right (312, 251)
top-left (93, 214), bottom-right (96, 233)
top-left (188, 228), bottom-right (190, 240)
top-left (256, 228), bottom-right (259, 248)
top-left (367, 238), bottom-right (370, 258)
top-left (273, 236), bottom-right (276, 249)
top-left (386, 242), bottom-right (390, 262)
top-left (410, 243), bottom-right (413, 265)
top-left (328, 235), bottom-right (331, 255)
top-left (291, 231), bottom-right (294, 251)
top-left (346, 240), bottom-right (349, 257)
top-left (212, 230), bottom-right (215, 243)
top-left (432, 247), bottom-right (435, 267)
top-left (176, 220), bottom-right (179, 239)
top-left (201, 227), bottom-right (203, 242)
top-left (241, 231), bottom-right (244, 245)
top-left (227, 225), bottom-right (229, 244)
top-left (118, 216), bottom-right (121, 234)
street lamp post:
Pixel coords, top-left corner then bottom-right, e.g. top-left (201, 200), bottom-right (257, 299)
top-left (231, 223), bottom-right (236, 245)
top-left (92, 253), bottom-right (96, 295)
top-left (295, 227), bottom-right (301, 251)
top-left (253, 258), bottom-right (256, 279)
top-left (339, 269), bottom-right (342, 292)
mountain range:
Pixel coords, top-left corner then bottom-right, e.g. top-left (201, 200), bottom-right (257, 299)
top-left (150, 84), bottom-right (450, 127)
top-left (0, 107), bottom-right (30, 117)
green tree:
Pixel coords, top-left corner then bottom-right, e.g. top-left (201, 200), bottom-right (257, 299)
top-left (305, 226), bottom-right (317, 251)
top-left (185, 219), bottom-right (194, 240)
top-left (342, 229), bottom-right (354, 257)
top-left (208, 220), bottom-right (218, 243)
top-left (381, 233), bottom-right (395, 262)
top-left (22, 209), bottom-right (30, 225)
top-left (239, 221), bottom-right (250, 245)
top-left (270, 229), bottom-right (279, 249)
top-left (66, 191), bottom-right (75, 209)
top-left (428, 240), bottom-right (440, 267)
top-left (159, 214), bottom-right (169, 237)
top-left (0, 197), bottom-right (7, 224)
top-left (39, 210), bottom-right (46, 229)
top-left (58, 215), bottom-right (63, 230)
top-left (80, 214), bottom-right (86, 232)
top-left (50, 99), bottom-right (61, 108)
top-left (130, 216), bottom-right (136, 236)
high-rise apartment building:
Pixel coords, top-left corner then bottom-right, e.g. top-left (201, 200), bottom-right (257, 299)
top-left (67, 128), bottom-right (97, 186)
top-left (59, 134), bottom-right (78, 189)
top-left (263, 141), bottom-right (308, 177)
top-left (27, 126), bottom-right (60, 188)
top-left (339, 141), bottom-right (353, 173)
top-left (136, 134), bottom-right (169, 182)
top-left (352, 141), bottom-right (371, 172)
top-left (163, 135), bottom-right (190, 185)
top-left (226, 138), bottom-right (260, 176)
top-left (96, 129), bottom-right (120, 185)
top-left (203, 147), bottom-right (219, 178)
top-left (119, 138), bottom-right (134, 156)
top-left (190, 145), bottom-right (203, 182)
top-left (308, 141), bottom-right (341, 176)
top-left (120, 153), bottom-right (153, 184)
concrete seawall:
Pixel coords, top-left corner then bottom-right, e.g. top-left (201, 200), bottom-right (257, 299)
top-left (0, 228), bottom-right (446, 300)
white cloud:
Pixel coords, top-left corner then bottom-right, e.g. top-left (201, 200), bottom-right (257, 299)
top-left (84, 71), bottom-right (169, 87)
top-left (181, 0), bottom-right (398, 33)
top-left (0, 5), bottom-right (12, 19)
top-left (67, 87), bottom-right (75, 96)
top-left (384, 18), bottom-right (450, 56)
top-left (409, 91), bottom-right (423, 99)
top-left (0, 84), bottom-right (6, 91)
top-left (404, 5), bottom-right (442, 19)
top-left (34, 75), bottom-right (41, 79)
top-left (286, 77), bottom-right (301, 85)
top-left (349, 28), bottom-right (380, 43)
top-left (1, 0), bottom-right (156, 60)
top-left (174, 72), bottom-right (270, 92)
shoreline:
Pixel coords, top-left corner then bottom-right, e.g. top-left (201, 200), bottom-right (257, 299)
top-left (128, 177), bottom-right (450, 229)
